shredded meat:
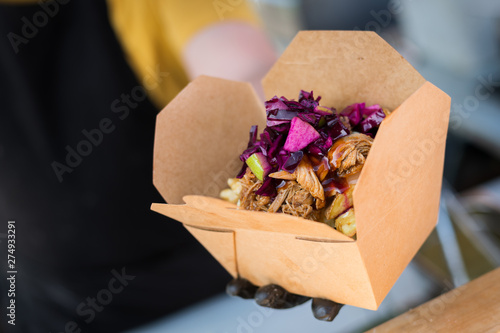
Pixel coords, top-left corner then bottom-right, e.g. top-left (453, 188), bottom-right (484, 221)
top-left (280, 182), bottom-right (318, 220)
top-left (268, 181), bottom-right (295, 213)
top-left (327, 133), bottom-right (373, 177)
top-left (239, 168), bottom-right (269, 212)
top-left (268, 170), bottom-right (295, 180)
top-left (244, 179), bottom-right (319, 220)
top-left (238, 167), bottom-right (320, 219)
top-left (296, 156), bottom-right (325, 204)
top-left (269, 155), bottom-right (325, 207)
top-left (256, 195), bottom-right (271, 207)
top-left (315, 198), bottom-right (325, 210)
top-left (289, 187), bottom-right (314, 206)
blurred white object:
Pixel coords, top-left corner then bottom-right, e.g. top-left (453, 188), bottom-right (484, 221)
top-left (250, 0), bottom-right (303, 54)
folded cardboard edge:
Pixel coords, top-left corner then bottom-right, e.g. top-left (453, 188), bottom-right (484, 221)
top-left (150, 200), bottom-right (354, 242)
top-left (355, 81), bottom-right (451, 306)
top-left (183, 195), bottom-right (354, 242)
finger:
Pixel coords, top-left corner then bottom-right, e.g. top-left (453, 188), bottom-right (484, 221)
top-left (311, 298), bottom-right (343, 321)
top-left (226, 278), bottom-right (258, 299)
top-left (255, 284), bottom-right (310, 309)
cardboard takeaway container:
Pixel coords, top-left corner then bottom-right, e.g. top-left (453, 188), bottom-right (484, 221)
top-left (151, 31), bottom-right (451, 310)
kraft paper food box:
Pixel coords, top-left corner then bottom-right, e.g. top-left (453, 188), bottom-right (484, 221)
top-left (150, 31), bottom-right (451, 310)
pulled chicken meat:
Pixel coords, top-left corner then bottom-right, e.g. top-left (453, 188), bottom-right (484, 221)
top-left (269, 155), bottom-right (325, 208)
top-left (328, 133), bottom-right (373, 177)
top-left (239, 169), bottom-right (270, 212)
top-left (272, 181), bottom-right (319, 220)
top-left (239, 169), bottom-right (320, 220)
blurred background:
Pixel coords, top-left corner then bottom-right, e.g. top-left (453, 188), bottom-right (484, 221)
top-left (0, 0), bottom-right (499, 332)
top-left (130, 0), bottom-right (500, 331)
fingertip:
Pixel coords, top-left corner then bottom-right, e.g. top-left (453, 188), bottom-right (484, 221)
top-left (226, 278), bottom-right (258, 299)
top-left (255, 284), bottom-right (286, 308)
top-left (255, 284), bottom-right (310, 309)
top-left (311, 298), bottom-right (343, 322)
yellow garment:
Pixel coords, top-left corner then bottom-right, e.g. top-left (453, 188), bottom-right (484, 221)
top-left (107, 0), bottom-right (258, 109)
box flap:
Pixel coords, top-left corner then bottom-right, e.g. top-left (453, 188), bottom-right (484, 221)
top-left (262, 31), bottom-right (427, 111)
top-left (354, 81), bottom-right (451, 305)
top-left (153, 76), bottom-right (266, 204)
